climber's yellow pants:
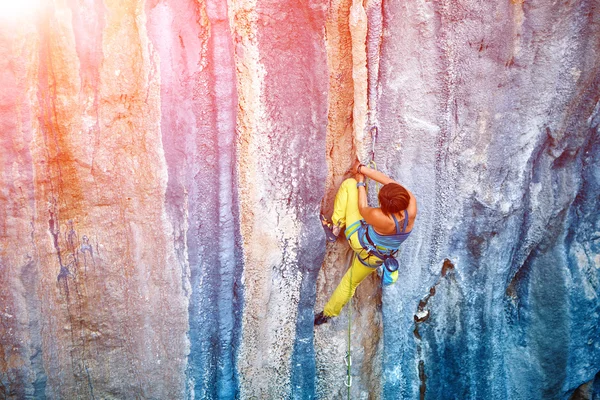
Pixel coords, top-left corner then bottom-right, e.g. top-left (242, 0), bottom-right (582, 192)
top-left (323, 179), bottom-right (383, 317)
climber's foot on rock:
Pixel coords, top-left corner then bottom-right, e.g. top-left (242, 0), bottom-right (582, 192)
top-left (320, 215), bottom-right (340, 243)
top-left (314, 311), bottom-right (331, 326)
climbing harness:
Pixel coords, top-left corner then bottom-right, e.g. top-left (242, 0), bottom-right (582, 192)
top-left (344, 211), bottom-right (409, 279)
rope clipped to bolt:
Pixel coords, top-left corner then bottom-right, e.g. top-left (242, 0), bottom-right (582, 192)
top-left (345, 126), bottom-right (380, 397)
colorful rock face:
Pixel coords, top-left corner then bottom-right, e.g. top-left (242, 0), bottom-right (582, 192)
top-left (0, 1), bottom-right (598, 399)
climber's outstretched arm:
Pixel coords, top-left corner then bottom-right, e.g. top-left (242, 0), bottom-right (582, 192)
top-left (355, 173), bottom-right (390, 227)
top-left (356, 163), bottom-right (397, 185)
top-left (351, 160), bottom-right (416, 199)
top-left (351, 160), bottom-right (418, 230)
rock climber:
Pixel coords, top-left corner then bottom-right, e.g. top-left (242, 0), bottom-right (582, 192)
top-left (315, 160), bottom-right (417, 325)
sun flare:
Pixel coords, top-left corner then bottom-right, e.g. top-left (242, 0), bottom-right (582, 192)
top-left (0, 0), bottom-right (42, 20)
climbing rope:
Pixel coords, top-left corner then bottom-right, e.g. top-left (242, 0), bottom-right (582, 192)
top-left (345, 125), bottom-right (381, 398)
top-left (345, 254), bottom-right (354, 399)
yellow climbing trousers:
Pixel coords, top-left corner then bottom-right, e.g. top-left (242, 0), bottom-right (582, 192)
top-left (323, 178), bottom-right (383, 317)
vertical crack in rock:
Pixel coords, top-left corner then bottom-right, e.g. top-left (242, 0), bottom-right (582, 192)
top-left (349, 0), bottom-right (369, 161)
top-left (229, 0), bottom-right (272, 397)
top-left (413, 259), bottom-right (457, 400)
top-left (147, 0), bottom-right (242, 397)
top-left (320, 0), bottom-right (355, 212)
top-left (207, 0), bottom-right (240, 397)
top-left (316, 0), bottom-right (385, 397)
top-left (365, 0), bottom-right (383, 130)
top-left (317, 0), bottom-right (387, 397)
top-left (145, 0), bottom-right (209, 396)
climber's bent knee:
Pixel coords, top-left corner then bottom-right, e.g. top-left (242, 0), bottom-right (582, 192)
top-left (322, 255), bottom-right (377, 317)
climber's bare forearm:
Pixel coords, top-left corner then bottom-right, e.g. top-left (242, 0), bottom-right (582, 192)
top-left (357, 179), bottom-right (382, 224)
top-left (357, 185), bottom-right (368, 212)
top-left (359, 164), bottom-right (416, 203)
top-left (359, 165), bottom-right (396, 185)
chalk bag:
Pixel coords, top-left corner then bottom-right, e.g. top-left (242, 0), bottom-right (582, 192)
top-left (382, 257), bottom-right (399, 286)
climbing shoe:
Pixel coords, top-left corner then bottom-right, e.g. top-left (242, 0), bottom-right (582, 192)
top-left (320, 215), bottom-right (340, 242)
top-left (314, 311), bottom-right (331, 326)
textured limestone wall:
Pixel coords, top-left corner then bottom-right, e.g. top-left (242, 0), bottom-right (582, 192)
top-left (0, 0), bottom-right (599, 399)
top-left (375, 2), bottom-right (600, 399)
top-left (0, 1), bottom-right (189, 398)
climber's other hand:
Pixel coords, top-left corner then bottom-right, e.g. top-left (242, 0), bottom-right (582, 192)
top-left (351, 159), bottom-right (362, 174)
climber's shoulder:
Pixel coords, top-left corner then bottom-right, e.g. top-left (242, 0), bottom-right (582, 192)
top-left (406, 188), bottom-right (418, 216)
top-left (360, 206), bottom-right (388, 228)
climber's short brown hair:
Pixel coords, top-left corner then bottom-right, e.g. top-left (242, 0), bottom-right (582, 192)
top-left (379, 183), bottom-right (410, 216)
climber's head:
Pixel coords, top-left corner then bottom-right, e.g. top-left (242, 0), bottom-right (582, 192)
top-left (379, 183), bottom-right (410, 216)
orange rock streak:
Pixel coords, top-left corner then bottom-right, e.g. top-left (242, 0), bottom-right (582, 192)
top-left (1, 2), bottom-right (188, 398)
